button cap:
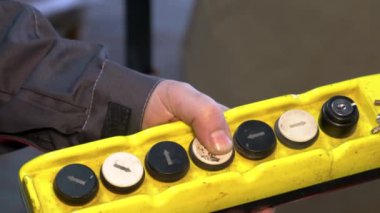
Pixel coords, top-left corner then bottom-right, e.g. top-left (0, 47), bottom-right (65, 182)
top-left (189, 138), bottom-right (234, 171)
top-left (275, 109), bottom-right (319, 149)
top-left (54, 164), bottom-right (98, 205)
top-left (101, 152), bottom-right (144, 194)
top-left (233, 120), bottom-right (276, 160)
top-left (145, 141), bottom-right (190, 182)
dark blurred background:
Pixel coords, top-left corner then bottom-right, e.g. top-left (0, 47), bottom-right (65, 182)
top-left (1, 0), bottom-right (380, 212)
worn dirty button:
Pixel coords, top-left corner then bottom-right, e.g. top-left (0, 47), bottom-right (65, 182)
top-left (319, 96), bottom-right (359, 138)
top-left (233, 120), bottom-right (276, 160)
top-left (189, 138), bottom-right (234, 171)
top-left (100, 152), bottom-right (144, 194)
top-left (275, 109), bottom-right (319, 149)
top-left (145, 141), bottom-right (190, 182)
top-left (54, 164), bottom-right (98, 205)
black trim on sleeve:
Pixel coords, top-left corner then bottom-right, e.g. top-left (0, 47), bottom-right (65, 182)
top-left (101, 102), bottom-right (131, 138)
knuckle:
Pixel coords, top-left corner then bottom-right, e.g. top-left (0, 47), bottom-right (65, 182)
top-left (199, 102), bottom-right (222, 119)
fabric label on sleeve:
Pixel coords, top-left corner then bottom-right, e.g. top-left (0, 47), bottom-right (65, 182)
top-left (101, 102), bottom-right (131, 138)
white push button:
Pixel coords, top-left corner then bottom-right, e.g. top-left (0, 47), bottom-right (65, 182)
top-left (101, 152), bottom-right (144, 193)
top-left (189, 138), bottom-right (234, 171)
top-left (275, 109), bottom-right (319, 149)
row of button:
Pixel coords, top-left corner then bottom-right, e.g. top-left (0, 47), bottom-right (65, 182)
top-left (53, 95), bottom-right (359, 205)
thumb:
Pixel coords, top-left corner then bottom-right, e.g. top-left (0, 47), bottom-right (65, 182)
top-left (161, 81), bottom-right (233, 155)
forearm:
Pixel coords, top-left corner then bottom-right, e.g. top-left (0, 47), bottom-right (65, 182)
top-left (0, 1), bottom-right (160, 151)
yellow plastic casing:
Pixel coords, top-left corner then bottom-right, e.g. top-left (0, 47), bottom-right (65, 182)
top-left (19, 74), bottom-right (380, 213)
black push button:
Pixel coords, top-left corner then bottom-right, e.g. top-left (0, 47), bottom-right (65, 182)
top-left (233, 120), bottom-right (276, 160)
top-left (54, 164), bottom-right (98, 205)
top-left (145, 141), bottom-right (190, 182)
top-left (319, 96), bottom-right (359, 138)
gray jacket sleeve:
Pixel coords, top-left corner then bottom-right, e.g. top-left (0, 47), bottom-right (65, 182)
top-left (0, 1), bottom-right (161, 151)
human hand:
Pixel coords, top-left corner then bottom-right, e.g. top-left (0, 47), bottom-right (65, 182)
top-left (143, 80), bottom-right (275, 212)
top-left (142, 80), bottom-right (233, 155)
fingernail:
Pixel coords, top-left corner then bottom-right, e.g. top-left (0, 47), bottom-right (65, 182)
top-left (210, 130), bottom-right (233, 154)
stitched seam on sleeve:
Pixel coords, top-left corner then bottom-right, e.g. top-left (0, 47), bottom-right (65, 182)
top-left (82, 59), bottom-right (107, 130)
top-left (30, 7), bottom-right (40, 38)
top-left (139, 79), bottom-right (164, 130)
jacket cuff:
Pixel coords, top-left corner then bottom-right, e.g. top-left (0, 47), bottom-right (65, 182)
top-left (81, 60), bottom-right (162, 142)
